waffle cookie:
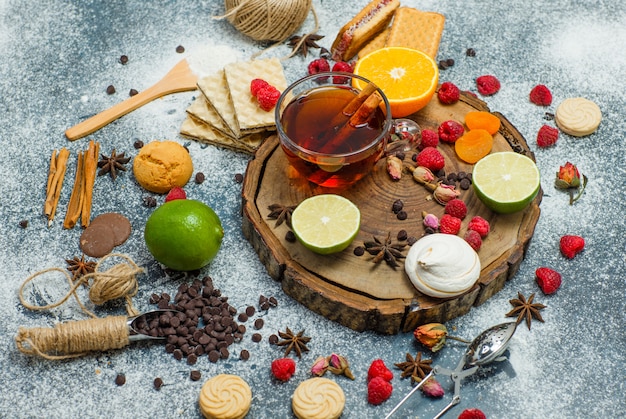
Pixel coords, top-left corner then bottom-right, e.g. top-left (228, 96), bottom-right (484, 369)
top-left (186, 93), bottom-right (235, 139)
top-left (199, 374), bottom-right (252, 419)
top-left (197, 70), bottom-right (240, 138)
top-left (291, 377), bottom-right (345, 419)
top-left (223, 57), bottom-right (287, 133)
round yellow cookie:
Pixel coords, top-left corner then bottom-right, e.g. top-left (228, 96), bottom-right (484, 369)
top-left (555, 97), bottom-right (602, 137)
top-left (292, 377), bottom-right (345, 419)
top-left (133, 140), bottom-right (193, 193)
top-left (199, 374), bottom-right (252, 419)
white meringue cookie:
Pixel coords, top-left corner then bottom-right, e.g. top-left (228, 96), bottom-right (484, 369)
top-left (405, 233), bottom-right (481, 298)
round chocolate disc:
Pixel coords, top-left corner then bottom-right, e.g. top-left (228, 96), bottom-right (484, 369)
top-left (89, 212), bottom-right (132, 246)
top-left (80, 223), bottom-right (116, 258)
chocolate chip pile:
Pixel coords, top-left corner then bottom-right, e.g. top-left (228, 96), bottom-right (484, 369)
top-left (136, 276), bottom-right (244, 364)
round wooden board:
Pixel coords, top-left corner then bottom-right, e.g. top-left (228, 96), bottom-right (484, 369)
top-left (242, 92), bottom-right (542, 334)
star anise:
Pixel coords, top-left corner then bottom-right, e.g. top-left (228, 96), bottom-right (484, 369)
top-left (267, 203), bottom-right (296, 228)
top-left (505, 291), bottom-right (546, 330)
top-left (275, 327), bottom-right (311, 358)
top-left (98, 149), bottom-right (131, 180)
top-left (287, 33), bottom-right (324, 57)
top-left (66, 254), bottom-right (96, 281)
top-left (395, 352), bottom-right (433, 383)
top-left (363, 232), bottom-right (407, 269)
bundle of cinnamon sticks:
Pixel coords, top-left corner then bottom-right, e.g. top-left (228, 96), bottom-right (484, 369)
top-left (44, 140), bottom-right (100, 228)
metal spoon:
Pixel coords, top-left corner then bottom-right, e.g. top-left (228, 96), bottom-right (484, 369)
top-left (127, 309), bottom-right (183, 342)
top-left (385, 322), bottom-right (517, 419)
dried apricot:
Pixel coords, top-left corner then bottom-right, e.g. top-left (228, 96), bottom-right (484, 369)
top-left (464, 111), bottom-right (501, 135)
top-left (455, 129), bottom-right (493, 164)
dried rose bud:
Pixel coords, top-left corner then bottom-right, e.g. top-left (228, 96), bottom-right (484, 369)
top-left (414, 323), bottom-right (448, 352)
top-left (555, 162), bottom-right (581, 189)
top-left (422, 212), bottom-right (439, 230)
top-left (433, 183), bottom-right (460, 205)
top-left (327, 353), bottom-right (354, 380)
top-left (410, 166), bottom-right (435, 184)
top-left (386, 156), bottom-right (403, 180)
top-left (310, 356), bottom-right (329, 377)
top-left (420, 377), bottom-right (445, 398)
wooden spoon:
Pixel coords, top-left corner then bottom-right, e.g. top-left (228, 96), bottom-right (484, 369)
top-left (65, 59), bottom-right (198, 141)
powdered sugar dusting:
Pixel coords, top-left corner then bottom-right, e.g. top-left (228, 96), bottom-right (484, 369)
top-left (0, 0), bottom-right (625, 417)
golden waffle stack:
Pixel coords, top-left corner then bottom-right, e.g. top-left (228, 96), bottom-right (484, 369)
top-left (181, 57), bottom-right (287, 153)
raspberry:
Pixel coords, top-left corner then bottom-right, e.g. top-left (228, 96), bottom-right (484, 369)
top-left (331, 61), bottom-right (353, 84)
top-left (250, 78), bottom-right (270, 97)
top-left (307, 58), bottom-right (330, 75)
top-left (367, 359), bottom-right (393, 382)
top-left (464, 229), bottom-right (482, 251)
top-left (271, 358), bottom-right (296, 381)
top-left (438, 81), bottom-right (461, 105)
top-left (529, 84), bottom-right (553, 106)
top-left (439, 214), bottom-right (462, 235)
top-left (458, 408), bottom-right (487, 419)
top-left (467, 216), bottom-right (490, 238)
top-left (416, 147), bottom-right (445, 172)
top-left (367, 376), bottom-right (393, 405)
top-left (535, 267), bottom-right (562, 295)
top-left (256, 85), bottom-right (281, 111)
top-left (438, 120), bottom-right (464, 143)
top-left (420, 129), bottom-right (439, 149)
top-left (536, 125), bottom-right (559, 148)
top-left (165, 186), bottom-right (186, 202)
top-left (476, 75), bottom-right (501, 96)
top-left (559, 235), bottom-right (585, 259)
top-left (444, 198), bottom-right (467, 220)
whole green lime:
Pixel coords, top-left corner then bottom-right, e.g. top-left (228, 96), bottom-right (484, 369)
top-left (144, 199), bottom-right (224, 271)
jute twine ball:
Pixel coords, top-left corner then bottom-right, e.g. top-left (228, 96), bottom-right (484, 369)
top-left (222, 0), bottom-right (313, 41)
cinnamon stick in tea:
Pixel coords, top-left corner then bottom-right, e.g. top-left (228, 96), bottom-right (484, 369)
top-left (319, 91), bottom-right (383, 155)
top-left (328, 82), bottom-right (379, 128)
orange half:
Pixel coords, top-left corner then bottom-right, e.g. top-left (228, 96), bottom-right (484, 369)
top-left (353, 47), bottom-right (439, 118)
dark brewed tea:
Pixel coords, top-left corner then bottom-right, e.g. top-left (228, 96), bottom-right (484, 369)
top-left (279, 85), bottom-right (388, 188)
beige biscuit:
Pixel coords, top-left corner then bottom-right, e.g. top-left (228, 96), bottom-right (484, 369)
top-left (224, 57), bottom-right (287, 133)
top-left (197, 70), bottom-right (241, 138)
top-left (292, 377), bottom-right (345, 419)
top-left (385, 7), bottom-right (445, 59)
top-left (359, 27), bottom-right (389, 58)
top-left (186, 94), bottom-right (235, 139)
top-left (133, 140), bottom-right (194, 193)
top-left (180, 115), bottom-right (253, 153)
top-left (199, 374), bottom-right (251, 419)
top-left (555, 97), bottom-right (602, 137)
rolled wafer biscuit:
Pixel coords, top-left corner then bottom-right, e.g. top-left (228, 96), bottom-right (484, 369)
top-left (555, 97), bottom-right (602, 137)
top-left (199, 374), bottom-right (252, 419)
top-left (385, 7), bottom-right (445, 59)
top-left (292, 377), bottom-right (345, 419)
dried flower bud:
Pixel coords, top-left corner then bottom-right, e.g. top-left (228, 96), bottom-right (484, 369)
top-left (386, 156), bottom-right (403, 180)
top-left (327, 353), bottom-right (354, 380)
top-left (310, 356), bottom-right (329, 377)
top-left (410, 166), bottom-right (435, 184)
top-left (422, 213), bottom-right (439, 230)
top-left (433, 183), bottom-right (460, 205)
top-left (420, 377), bottom-right (445, 398)
top-left (555, 162), bottom-right (581, 189)
top-left (414, 323), bottom-right (448, 352)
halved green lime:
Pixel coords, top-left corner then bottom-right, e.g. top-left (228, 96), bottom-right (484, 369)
top-left (472, 152), bottom-right (540, 214)
top-left (290, 194), bottom-right (360, 255)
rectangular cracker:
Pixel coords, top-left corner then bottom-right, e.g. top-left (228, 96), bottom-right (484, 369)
top-left (359, 27), bottom-right (390, 58)
top-left (186, 94), bottom-right (235, 139)
top-left (223, 57), bottom-right (288, 133)
top-left (197, 70), bottom-right (241, 138)
top-left (385, 7), bottom-right (445, 59)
